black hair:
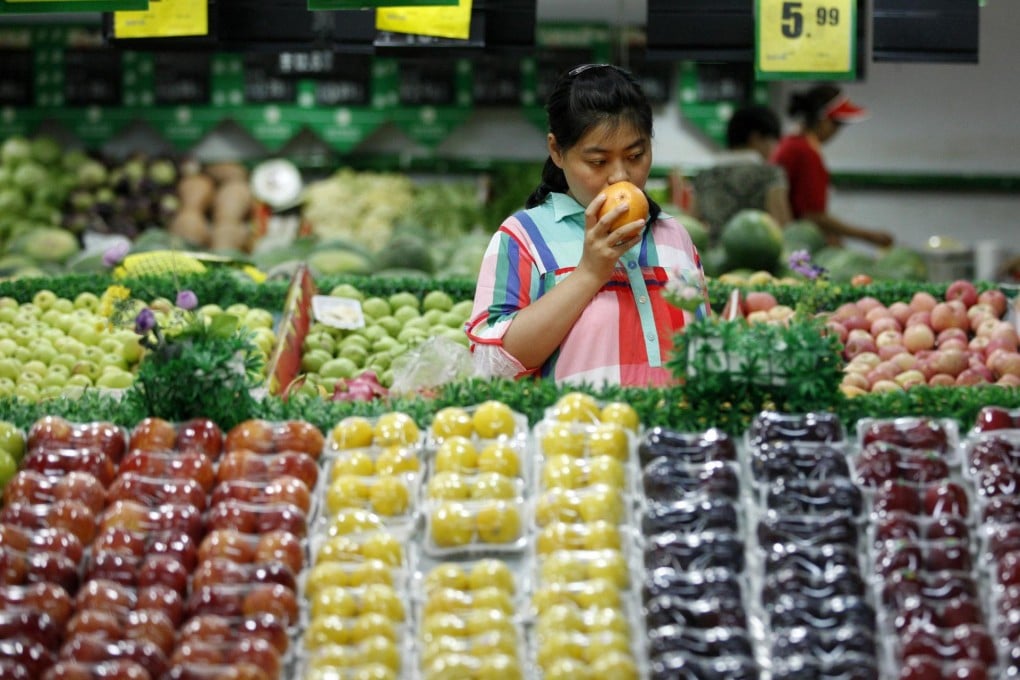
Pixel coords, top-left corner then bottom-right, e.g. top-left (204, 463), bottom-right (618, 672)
top-left (787, 83), bottom-right (842, 128)
top-left (526, 64), bottom-right (660, 222)
top-left (726, 105), bottom-right (781, 149)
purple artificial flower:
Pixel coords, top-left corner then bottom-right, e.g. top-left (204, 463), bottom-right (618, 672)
top-left (788, 249), bottom-right (825, 280)
top-left (176, 289), bottom-right (198, 310)
top-left (102, 241), bottom-right (130, 267)
top-left (134, 308), bottom-right (157, 335)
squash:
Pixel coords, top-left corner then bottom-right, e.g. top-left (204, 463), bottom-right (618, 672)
top-left (177, 174), bottom-right (216, 213)
top-left (213, 179), bottom-right (253, 225)
top-left (168, 208), bottom-right (211, 246)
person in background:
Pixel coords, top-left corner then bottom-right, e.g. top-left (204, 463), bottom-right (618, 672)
top-left (465, 64), bottom-right (709, 387)
top-left (771, 83), bottom-right (894, 247)
top-left (690, 104), bottom-right (793, 243)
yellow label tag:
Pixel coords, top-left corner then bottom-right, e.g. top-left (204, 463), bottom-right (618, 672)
top-left (376, 0), bottom-right (472, 40)
top-left (758, 0), bottom-right (854, 74)
top-left (114, 0), bottom-right (207, 39)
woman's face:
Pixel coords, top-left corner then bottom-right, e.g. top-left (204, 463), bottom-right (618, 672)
top-left (548, 119), bottom-right (652, 208)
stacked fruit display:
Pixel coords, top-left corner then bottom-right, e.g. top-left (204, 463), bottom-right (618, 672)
top-left (299, 285), bottom-right (472, 392)
top-left (832, 280), bottom-right (1018, 395)
top-left (0, 414), bottom-right (323, 679)
top-left (0, 291), bottom-right (278, 402)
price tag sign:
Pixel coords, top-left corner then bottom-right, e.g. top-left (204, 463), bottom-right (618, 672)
top-left (755, 0), bottom-right (856, 80)
top-left (376, 0), bottom-right (472, 40)
top-left (113, 0), bottom-right (207, 38)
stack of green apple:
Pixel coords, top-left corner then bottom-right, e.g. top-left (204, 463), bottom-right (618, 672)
top-left (0, 419), bottom-right (26, 492)
top-left (299, 284), bottom-right (473, 393)
top-left (0, 290), bottom-right (145, 402)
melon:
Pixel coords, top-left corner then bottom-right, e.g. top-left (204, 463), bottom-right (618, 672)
top-left (7, 227), bottom-right (80, 264)
top-left (675, 213), bottom-right (710, 253)
top-left (782, 219), bottom-right (827, 255)
top-left (720, 210), bottom-right (783, 272)
top-left (872, 246), bottom-right (927, 282)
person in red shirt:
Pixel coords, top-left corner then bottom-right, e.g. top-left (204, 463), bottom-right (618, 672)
top-left (771, 84), bottom-right (893, 247)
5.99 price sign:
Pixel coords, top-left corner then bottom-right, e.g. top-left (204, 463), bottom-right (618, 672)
top-left (755, 0), bottom-right (857, 80)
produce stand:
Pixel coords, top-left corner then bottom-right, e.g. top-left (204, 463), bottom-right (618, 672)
top-left (1, 261), bottom-right (1020, 678)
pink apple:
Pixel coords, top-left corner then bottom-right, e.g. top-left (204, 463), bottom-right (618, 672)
top-left (871, 379), bottom-right (903, 393)
top-left (909, 291), bottom-right (938, 313)
top-left (998, 374), bottom-right (1020, 387)
top-left (879, 344), bottom-right (908, 361)
top-left (974, 317), bottom-right (1000, 338)
top-left (969, 335), bottom-right (990, 355)
top-left (888, 302), bottom-right (913, 327)
top-left (865, 305), bottom-right (892, 323)
top-left (842, 315), bottom-right (870, 332)
top-left (990, 351), bottom-right (1020, 379)
top-left (990, 322), bottom-right (1019, 347)
top-left (895, 370), bottom-right (927, 389)
top-left (937, 327), bottom-right (968, 345)
top-left (903, 325), bottom-right (936, 353)
top-left (945, 279), bottom-right (978, 307)
top-left (744, 291), bottom-right (778, 314)
top-left (967, 303), bottom-right (997, 329)
top-left (876, 329), bottom-right (904, 348)
top-left (871, 317), bottom-right (902, 336)
top-left (931, 302), bottom-right (969, 333)
top-left (978, 289), bottom-right (1008, 318)
top-left (847, 352), bottom-right (881, 372)
top-left (844, 335), bottom-right (878, 361)
top-left (855, 296), bottom-right (884, 315)
top-left (866, 361), bottom-right (900, 386)
top-left (906, 311), bottom-right (931, 328)
top-left (842, 372), bottom-right (870, 391)
top-left (841, 384), bottom-right (868, 397)
top-left (987, 336), bottom-right (1020, 358)
top-left (939, 338), bottom-right (968, 353)
top-left (891, 353), bottom-right (919, 372)
top-left (956, 368), bottom-right (989, 386)
top-left (833, 302), bottom-right (862, 321)
top-left (928, 373), bottom-right (956, 386)
top-left (824, 320), bottom-right (849, 345)
top-left (929, 348), bottom-right (969, 377)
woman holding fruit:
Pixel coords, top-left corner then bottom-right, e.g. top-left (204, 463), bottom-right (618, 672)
top-left (466, 64), bottom-right (710, 387)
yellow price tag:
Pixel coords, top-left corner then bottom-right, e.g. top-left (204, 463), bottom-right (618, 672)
top-left (376, 0), bottom-right (472, 40)
top-left (114, 0), bottom-right (207, 39)
top-left (757, 0), bottom-right (855, 79)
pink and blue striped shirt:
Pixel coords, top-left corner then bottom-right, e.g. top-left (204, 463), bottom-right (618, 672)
top-left (466, 192), bottom-right (709, 387)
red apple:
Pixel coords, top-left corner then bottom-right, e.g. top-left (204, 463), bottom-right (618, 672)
top-left (903, 325), bottom-right (936, 353)
top-left (842, 315), bottom-right (871, 332)
top-left (865, 304), bottom-right (893, 323)
top-left (856, 296), bottom-right (883, 314)
top-left (889, 301), bottom-right (913, 326)
top-left (945, 279), bottom-right (979, 307)
top-left (879, 344), bottom-right (909, 361)
top-left (743, 291), bottom-right (777, 314)
top-left (910, 291), bottom-right (939, 313)
top-left (895, 370), bottom-right (927, 390)
top-left (929, 349), bottom-right (969, 377)
top-left (824, 319), bottom-right (849, 344)
top-left (871, 316), bottom-right (902, 336)
top-left (833, 301), bottom-right (862, 321)
top-left (931, 302), bottom-right (969, 333)
top-left (977, 288), bottom-right (1008, 317)
top-left (906, 311), bottom-right (931, 328)
top-left (928, 373), bottom-right (956, 387)
top-left (844, 334), bottom-right (878, 361)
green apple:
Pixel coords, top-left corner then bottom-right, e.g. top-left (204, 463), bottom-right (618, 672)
top-left (12, 346), bottom-right (31, 364)
top-left (0, 308), bottom-right (16, 324)
top-left (41, 371), bottom-right (68, 389)
top-left (301, 348), bottom-right (333, 374)
top-left (329, 283), bottom-right (364, 301)
top-left (96, 369), bottom-right (134, 390)
top-left (422, 309), bottom-right (444, 325)
top-left (32, 289), bottom-right (58, 310)
top-left (199, 304), bottom-right (224, 318)
top-left (39, 384), bottom-right (65, 401)
top-left (11, 327), bottom-right (35, 347)
top-left (0, 449), bottom-right (17, 488)
top-left (358, 325), bottom-right (388, 343)
top-left (423, 290), bottom-right (454, 313)
top-left (71, 360), bottom-right (101, 382)
top-left (361, 297), bottom-right (391, 320)
top-left (0, 339), bottom-right (16, 356)
top-left (81, 345), bottom-right (106, 364)
top-left (0, 421), bottom-right (25, 461)
top-left (54, 337), bottom-right (85, 358)
top-left (114, 332), bottom-right (143, 363)
top-left (225, 303), bottom-right (249, 317)
top-left (97, 352), bottom-right (129, 372)
top-left (66, 373), bottom-right (93, 388)
top-left (19, 303), bottom-right (40, 318)
top-left (393, 306), bottom-right (420, 324)
top-left (0, 297), bottom-right (17, 310)
top-left (32, 344), bottom-right (58, 366)
top-left (372, 336), bottom-right (399, 353)
top-left (243, 309), bottom-right (275, 330)
top-left (22, 359), bottom-right (47, 376)
top-left (442, 327), bottom-right (471, 346)
top-left (0, 377), bottom-right (15, 396)
top-left (74, 292), bottom-right (100, 311)
top-left (375, 316), bottom-right (402, 337)
top-left (14, 382), bottom-right (39, 402)
top-left (338, 344), bottom-right (368, 366)
top-left (450, 300), bottom-right (474, 317)
top-left (99, 337), bottom-right (123, 355)
top-left (397, 327), bottom-right (428, 345)
top-left (0, 358), bottom-right (20, 380)
top-left (387, 291), bottom-right (420, 312)
top-left (251, 327), bottom-right (277, 355)
top-left (68, 322), bottom-right (101, 347)
top-left (401, 317), bottom-right (430, 333)
top-left (304, 331), bottom-right (336, 355)
top-left (50, 353), bottom-right (77, 371)
top-left (320, 357), bottom-right (358, 380)
top-left (19, 370), bottom-right (44, 386)
top-left (440, 311), bottom-right (466, 328)
top-left (40, 328), bottom-right (65, 344)
top-left (340, 334), bottom-right (370, 352)
top-left (52, 298), bottom-right (74, 314)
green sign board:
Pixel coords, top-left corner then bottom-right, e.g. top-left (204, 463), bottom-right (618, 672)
top-left (0, 0), bottom-right (146, 14)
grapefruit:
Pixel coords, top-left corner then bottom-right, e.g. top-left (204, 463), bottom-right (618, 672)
top-left (597, 181), bottom-right (649, 231)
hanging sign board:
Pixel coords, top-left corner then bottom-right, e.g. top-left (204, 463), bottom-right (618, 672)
top-left (376, 0), bottom-right (472, 40)
top-left (755, 0), bottom-right (856, 80)
top-left (309, 0), bottom-right (457, 7)
top-left (113, 0), bottom-right (208, 39)
top-left (0, 0), bottom-right (146, 14)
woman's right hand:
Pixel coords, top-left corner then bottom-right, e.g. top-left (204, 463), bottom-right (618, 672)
top-left (579, 193), bottom-right (646, 281)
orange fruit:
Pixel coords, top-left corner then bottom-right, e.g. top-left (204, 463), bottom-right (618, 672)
top-left (597, 181), bottom-right (649, 231)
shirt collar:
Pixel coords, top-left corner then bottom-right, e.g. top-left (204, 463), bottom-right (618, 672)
top-left (549, 192), bottom-right (586, 223)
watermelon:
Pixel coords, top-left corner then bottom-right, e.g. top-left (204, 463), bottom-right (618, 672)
top-left (819, 248), bottom-right (876, 283)
top-left (701, 246), bottom-right (731, 278)
top-left (872, 246), bottom-right (928, 282)
top-left (720, 210), bottom-right (783, 272)
top-left (782, 220), bottom-right (827, 255)
top-left (671, 211), bottom-right (710, 253)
